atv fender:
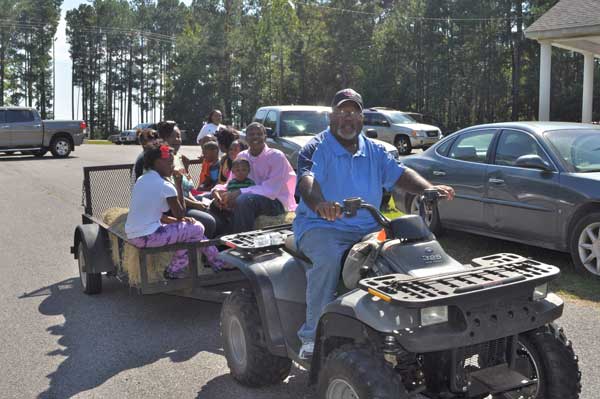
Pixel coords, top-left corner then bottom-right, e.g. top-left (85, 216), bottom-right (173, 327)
top-left (72, 224), bottom-right (115, 273)
top-left (218, 250), bottom-right (308, 357)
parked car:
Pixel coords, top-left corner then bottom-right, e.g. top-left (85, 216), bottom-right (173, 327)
top-left (362, 107), bottom-right (442, 155)
top-left (0, 107), bottom-right (87, 158)
top-left (250, 105), bottom-right (399, 170)
top-left (394, 121), bottom-right (600, 276)
top-left (107, 133), bottom-right (121, 144)
top-left (118, 123), bottom-right (155, 144)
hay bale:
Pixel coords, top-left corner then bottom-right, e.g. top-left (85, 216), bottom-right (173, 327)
top-left (101, 208), bottom-right (174, 286)
top-left (254, 211), bottom-right (296, 229)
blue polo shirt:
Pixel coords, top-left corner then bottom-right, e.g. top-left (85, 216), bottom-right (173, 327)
top-left (293, 129), bottom-right (405, 241)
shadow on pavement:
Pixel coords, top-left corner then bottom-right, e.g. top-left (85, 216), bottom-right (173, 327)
top-left (0, 155), bottom-right (77, 162)
top-left (22, 277), bottom-right (223, 399)
top-left (196, 372), bottom-right (312, 399)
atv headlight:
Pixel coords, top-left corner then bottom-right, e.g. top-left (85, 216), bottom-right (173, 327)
top-left (533, 283), bottom-right (548, 301)
top-left (420, 306), bottom-right (448, 327)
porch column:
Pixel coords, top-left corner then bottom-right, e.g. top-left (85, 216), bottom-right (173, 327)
top-left (582, 51), bottom-right (594, 123)
top-left (539, 41), bottom-right (552, 121)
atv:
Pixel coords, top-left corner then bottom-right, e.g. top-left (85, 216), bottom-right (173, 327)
top-left (218, 189), bottom-right (581, 399)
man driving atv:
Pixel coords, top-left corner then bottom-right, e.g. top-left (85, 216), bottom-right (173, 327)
top-left (293, 88), bottom-right (455, 359)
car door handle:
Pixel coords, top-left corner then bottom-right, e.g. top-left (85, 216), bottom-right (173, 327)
top-left (488, 178), bottom-right (505, 184)
top-left (432, 170), bottom-right (446, 176)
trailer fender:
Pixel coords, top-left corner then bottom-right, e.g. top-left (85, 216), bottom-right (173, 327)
top-left (72, 224), bottom-right (115, 273)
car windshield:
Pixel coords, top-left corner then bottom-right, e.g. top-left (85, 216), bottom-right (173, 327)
top-left (385, 111), bottom-right (417, 124)
top-left (280, 111), bottom-right (329, 137)
top-left (545, 129), bottom-right (600, 172)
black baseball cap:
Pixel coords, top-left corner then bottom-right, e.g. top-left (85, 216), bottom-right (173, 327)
top-left (331, 88), bottom-right (363, 110)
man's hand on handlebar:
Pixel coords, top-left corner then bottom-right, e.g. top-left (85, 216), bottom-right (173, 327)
top-left (431, 185), bottom-right (455, 201)
top-left (315, 201), bottom-right (342, 221)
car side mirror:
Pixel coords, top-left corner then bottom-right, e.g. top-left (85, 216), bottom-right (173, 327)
top-left (365, 129), bottom-right (378, 139)
top-left (265, 127), bottom-right (275, 138)
top-left (515, 154), bottom-right (552, 171)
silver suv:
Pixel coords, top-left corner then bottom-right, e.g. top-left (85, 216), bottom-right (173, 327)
top-left (363, 108), bottom-right (442, 155)
top-left (251, 105), bottom-right (399, 170)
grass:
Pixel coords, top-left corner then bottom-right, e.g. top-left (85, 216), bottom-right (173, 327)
top-left (85, 139), bottom-right (113, 145)
top-left (551, 272), bottom-right (600, 306)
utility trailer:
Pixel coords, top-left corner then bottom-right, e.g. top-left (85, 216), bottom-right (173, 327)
top-left (70, 160), bottom-right (246, 302)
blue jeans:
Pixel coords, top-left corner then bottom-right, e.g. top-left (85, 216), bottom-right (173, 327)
top-left (221, 193), bottom-right (284, 233)
top-left (297, 227), bottom-right (366, 344)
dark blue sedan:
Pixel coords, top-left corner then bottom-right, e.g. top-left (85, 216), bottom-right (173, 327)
top-left (394, 122), bottom-right (600, 276)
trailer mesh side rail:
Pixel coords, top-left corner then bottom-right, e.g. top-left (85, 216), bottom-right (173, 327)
top-left (82, 160), bottom-right (203, 218)
top-left (359, 254), bottom-right (559, 305)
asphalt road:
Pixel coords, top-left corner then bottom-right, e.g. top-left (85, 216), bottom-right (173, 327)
top-left (0, 144), bottom-right (596, 399)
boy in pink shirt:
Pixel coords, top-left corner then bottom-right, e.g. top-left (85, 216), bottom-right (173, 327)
top-left (212, 122), bottom-right (297, 233)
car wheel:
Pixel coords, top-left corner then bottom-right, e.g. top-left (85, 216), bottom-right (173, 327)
top-left (394, 135), bottom-right (412, 156)
top-left (569, 212), bottom-right (600, 276)
top-left (408, 194), bottom-right (442, 235)
top-left (50, 136), bottom-right (72, 158)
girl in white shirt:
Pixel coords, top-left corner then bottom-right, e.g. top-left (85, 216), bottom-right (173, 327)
top-left (125, 141), bottom-right (224, 278)
top-left (196, 109), bottom-right (225, 144)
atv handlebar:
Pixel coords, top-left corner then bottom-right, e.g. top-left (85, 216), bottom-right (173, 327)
top-left (341, 188), bottom-right (445, 229)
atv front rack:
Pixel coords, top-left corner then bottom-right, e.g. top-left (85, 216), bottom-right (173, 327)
top-left (359, 253), bottom-right (559, 306)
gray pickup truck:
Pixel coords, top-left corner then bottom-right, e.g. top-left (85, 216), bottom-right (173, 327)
top-left (0, 107), bottom-right (87, 158)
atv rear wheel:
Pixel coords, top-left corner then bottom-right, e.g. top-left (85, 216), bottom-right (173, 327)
top-left (501, 323), bottom-right (581, 399)
top-left (317, 345), bottom-right (407, 399)
top-left (221, 289), bottom-right (291, 387)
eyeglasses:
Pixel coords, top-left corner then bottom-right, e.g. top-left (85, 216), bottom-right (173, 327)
top-left (333, 110), bottom-right (363, 118)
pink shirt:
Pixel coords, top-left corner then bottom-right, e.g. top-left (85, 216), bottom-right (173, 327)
top-left (215, 145), bottom-right (297, 211)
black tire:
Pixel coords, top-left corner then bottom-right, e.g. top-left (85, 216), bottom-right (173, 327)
top-left (50, 135), bottom-right (72, 158)
top-left (33, 149), bottom-right (47, 157)
top-left (394, 135), bottom-right (412, 156)
top-left (77, 242), bottom-right (102, 295)
top-left (406, 193), bottom-right (443, 235)
top-left (569, 212), bottom-right (600, 277)
top-left (317, 344), bottom-right (407, 399)
top-left (508, 324), bottom-right (581, 399)
top-left (221, 289), bottom-right (292, 387)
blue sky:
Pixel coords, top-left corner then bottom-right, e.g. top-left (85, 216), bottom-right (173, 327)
top-left (54, 0), bottom-right (192, 124)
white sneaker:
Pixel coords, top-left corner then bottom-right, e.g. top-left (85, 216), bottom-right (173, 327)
top-left (299, 341), bottom-right (314, 360)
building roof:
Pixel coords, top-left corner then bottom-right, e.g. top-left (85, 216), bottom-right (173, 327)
top-left (526, 0), bottom-right (600, 39)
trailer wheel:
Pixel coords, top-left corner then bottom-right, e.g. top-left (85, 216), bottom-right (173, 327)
top-left (317, 344), bottom-right (407, 399)
top-left (77, 242), bottom-right (102, 294)
top-left (221, 289), bottom-right (291, 387)
top-left (505, 323), bottom-right (581, 399)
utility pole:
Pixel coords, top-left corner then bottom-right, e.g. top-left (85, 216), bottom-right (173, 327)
top-left (53, 37), bottom-right (56, 118)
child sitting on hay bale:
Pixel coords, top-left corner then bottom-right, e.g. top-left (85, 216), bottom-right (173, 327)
top-left (125, 141), bottom-right (224, 279)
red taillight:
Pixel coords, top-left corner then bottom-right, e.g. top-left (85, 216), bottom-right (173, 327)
top-left (80, 121), bottom-right (87, 130)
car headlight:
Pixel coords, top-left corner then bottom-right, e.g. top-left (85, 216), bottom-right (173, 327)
top-left (533, 283), bottom-right (548, 301)
top-left (421, 306), bottom-right (448, 327)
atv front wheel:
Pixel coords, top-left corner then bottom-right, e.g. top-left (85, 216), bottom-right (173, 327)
top-left (505, 323), bottom-right (581, 399)
top-left (317, 345), bottom-right (407, 399)
top-left (220, 289), bottom-right (291, 387)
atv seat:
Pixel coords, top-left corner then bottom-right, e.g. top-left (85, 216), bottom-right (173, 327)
top-left (284, 235), bottom-right (312, 264)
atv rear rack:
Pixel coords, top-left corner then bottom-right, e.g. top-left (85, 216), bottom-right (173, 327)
top-left (220, 225), bottom-right (293, 254)
top-left (359, 253), bottom-right (559, 306)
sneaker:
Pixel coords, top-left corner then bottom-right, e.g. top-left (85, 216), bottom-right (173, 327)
top-left (299, 341), bottom-right (314, 360)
